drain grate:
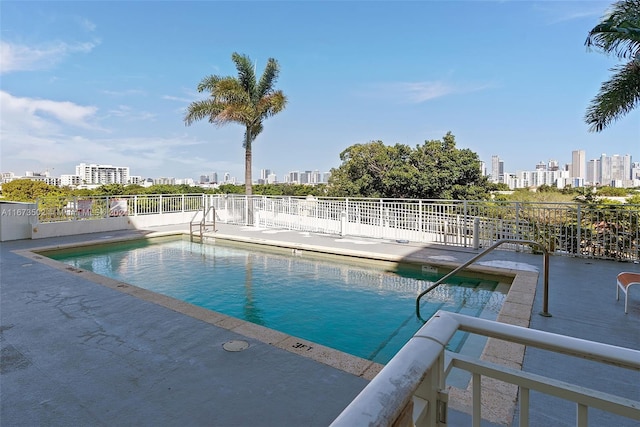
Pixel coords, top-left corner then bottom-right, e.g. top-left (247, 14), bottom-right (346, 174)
top-left (222, 340), bottom-right (249, 352)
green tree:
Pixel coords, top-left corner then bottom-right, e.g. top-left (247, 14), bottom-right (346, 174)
top-left (217, 184), bottom-right (245, 194)
top-left (597, 186), bottom-right (630, 196)
top-left (0, 179), bottom-right (60, 202)
top-left (585, 0), bottom-right (640, 131)
top-left (328, 141), bottom-right (412, 197)
top-left (184, 53), bottom-right (287, 195)
top-left (627, 193), bottom-right (640, 203)
top-left (94, 184), bottom-right (127, 196)
top-left (328, 132), bottom-right (489, 199)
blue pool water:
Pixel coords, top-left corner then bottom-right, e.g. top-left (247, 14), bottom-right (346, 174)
top-left (47, 238), bottom-right (507, 364)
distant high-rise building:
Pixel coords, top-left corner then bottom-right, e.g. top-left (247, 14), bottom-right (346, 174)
top-left (547, 159), bottom-right (559, 171)
top-left (75, 163), bottom-right (130, 185)
top-left (287, 171), bottom-right (300, 184)
top-left (571, 150), bottom-right (586, 179)
top-left (597, 153), bottom-right (632, 184)
top-left (154, 177), bottom-right (175, 185)
top-left (587, 159), bottom-right (601, 185)
top-left (490, 155), bottom-right (503, 183)
top-left (631, 162), bottom-right (640, 180)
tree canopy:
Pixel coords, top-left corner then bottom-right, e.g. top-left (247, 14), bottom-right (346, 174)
top-left (584, 0), bottom-right (640, 131)
top-left (327, 132), bottom-right (490, 199)
top-left (0, 179), bottom-right (65, 202)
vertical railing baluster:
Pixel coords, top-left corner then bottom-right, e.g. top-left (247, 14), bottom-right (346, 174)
top-left (520, 387), bottom-right (529, 427)
top-left (472, 373), bottom-right (481, 427)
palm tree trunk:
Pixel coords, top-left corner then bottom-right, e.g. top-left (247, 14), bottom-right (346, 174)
top-left (244, 131), bottom-right (254, 224)
top-left (245, 145), bottom-right (252, 196)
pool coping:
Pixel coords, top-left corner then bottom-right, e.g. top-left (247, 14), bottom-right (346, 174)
top-left (15, 230), bottom-right (538, 425)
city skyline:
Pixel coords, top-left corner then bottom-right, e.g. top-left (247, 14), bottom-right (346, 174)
top-left (1, 1), bottom-right (638, 181)
top-left (3, 146), bottom-right (636, 188)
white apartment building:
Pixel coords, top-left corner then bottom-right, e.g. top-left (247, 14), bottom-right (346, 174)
top-left (60, 174), bottom-right (81, 187)
top-left (75, 163), bottom-right (130, 185)
top-left (506, 169), bottom-right (569, 189)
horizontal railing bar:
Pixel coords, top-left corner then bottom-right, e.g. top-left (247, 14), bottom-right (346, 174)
top-left (451, 353), bottom-right (640, 420)
top-left (447, 312), bottom-right (640, 371)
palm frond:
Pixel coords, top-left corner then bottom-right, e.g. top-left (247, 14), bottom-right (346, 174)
top-left (256, 91), bottom-right (287, 118)
top-left (231, 52), bottom-right (257, 97)
top-left (256, 58), bottom-right (280, 99)
top-left (196, 75), bottom-right (223, 93)
top-left (585, 0), bottom-right (640, 60)
top-left (184, 99), bottom-right (225, 126)
top-left (585, 60), bottom-right (640, 132)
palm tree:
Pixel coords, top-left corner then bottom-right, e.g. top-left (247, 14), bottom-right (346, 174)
top-left (584, 0), bottom-right (640, 132)
top-left (184, 53), bottom-right (287, 195)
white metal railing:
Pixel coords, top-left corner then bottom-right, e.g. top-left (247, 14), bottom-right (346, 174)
top-left (36, 194), bottom-right (205, 220)
top-left (35, 194), bottom-right (640, 262)
top-left (331, 311), bottom-right (640, 427)
top-left (222, 196), bottom-right (639, 262)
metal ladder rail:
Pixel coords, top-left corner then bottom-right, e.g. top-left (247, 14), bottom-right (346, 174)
top-left (189, 206), bottom-right (217, 241)
top-left (416, 239), bottom-right (550, 321)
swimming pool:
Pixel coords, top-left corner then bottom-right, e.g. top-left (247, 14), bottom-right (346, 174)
top-left (46, 237), bottom-right (507, 364)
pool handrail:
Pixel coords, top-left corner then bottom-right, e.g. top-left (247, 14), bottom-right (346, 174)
top-left (416, 239), bottom-right (550, 321)
top-left (189, 205), bottom-right (217, 240)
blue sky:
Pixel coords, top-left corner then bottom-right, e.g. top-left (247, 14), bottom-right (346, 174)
top-left (1, 1), bottom-right (638, 183)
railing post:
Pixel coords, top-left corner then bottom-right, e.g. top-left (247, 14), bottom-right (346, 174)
top-left (540, 250), bottom-right (551, 317)
top-left (105, 196), bottom-right (110, 218)
top-left (463, 200), bottom-right (468, 247)
top-left (443, 220), bottom-right (448, 245)
top-left (181, 194), bottom-right (185, 212)
top-left (159, 195), bottom-right (163, 215)
top-left (380, 199), bottom-right (384, 239)
top-left (473, 217), bottom-right (480, 250)
top-left (418, 200), bottom-right (423, 239)
top-left (74, 196), bottom-right (78, 221)
top-left (134, 195), bottom-right (138, 216)
top-left (244, 195), bottom-right (249, 226)
top-left (576, 204), bottom-right (582, 256)
top-left (343, 198), bottom-right (349, 237)
top-left (515, 202), bottom-right (521, 252)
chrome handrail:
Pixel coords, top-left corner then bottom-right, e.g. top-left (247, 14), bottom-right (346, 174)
top-left (189, 206), bottom-right (216, 240)
top-left (416, 239), bottom-right (550, 321)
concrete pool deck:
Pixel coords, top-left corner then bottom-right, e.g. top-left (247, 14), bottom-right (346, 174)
top-left (1, 223), bottom-right (639, 426)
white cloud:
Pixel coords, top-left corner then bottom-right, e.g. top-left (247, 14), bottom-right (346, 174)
top-left (0, 89), bottom-right (229, 178)
top-left (533, 2), bottom-right (607, 25)
top-left (0, 90), bottom-right (98, 130)
top-left (366, 81), bottom-right (493, 104)
top-left (101, 89), bottom-right (146, 97)
top-left (163, 95), bottom-right (194, 103)
top-left (396, 81), bottom-right (457, 103)
top-left (0, 40), bottom-right (97, 74)
top-left (75, 17), bottom-right (97, 32)
top-left (105, 105), bottom-right (156, 121)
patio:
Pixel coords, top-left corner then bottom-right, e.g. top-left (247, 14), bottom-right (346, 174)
top-left (1, 223), bottom-right (639, 426)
